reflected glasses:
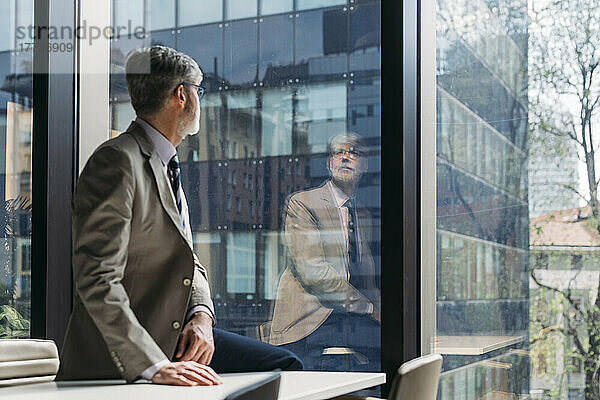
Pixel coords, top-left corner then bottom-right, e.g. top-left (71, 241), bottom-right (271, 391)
top-left (178, 81), bottom-right (206, 100)
top-left (332, 148), bottom-right (362, 160)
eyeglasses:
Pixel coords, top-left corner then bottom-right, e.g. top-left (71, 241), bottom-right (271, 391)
top-left (332, 148), bottom-right (362, 160)
top-left (177, 81), bottom-right (206, 100)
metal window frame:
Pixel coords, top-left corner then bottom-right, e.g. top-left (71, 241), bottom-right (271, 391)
top-left (420, 0), bottom-right (436, 357)
top-left (381, 0), bottom-right (436, 394)
top-left (380, 0), bottom-right (418, 394)
top-left (31, 0), bottom-right (78, 346)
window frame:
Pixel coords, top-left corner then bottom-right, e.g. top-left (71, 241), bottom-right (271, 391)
top-left (31, 0), bottom-right (78, 344)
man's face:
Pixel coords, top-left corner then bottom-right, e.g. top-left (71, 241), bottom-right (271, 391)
top-left (178, 77), bottom-right (202, 138)
top-left (328, 143), bottom-right (367, 187)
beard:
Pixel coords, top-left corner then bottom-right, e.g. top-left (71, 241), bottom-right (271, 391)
top-left (177, 99), bottom-right (200, 139)
top-left (332, 168), bottom-right (361, 189)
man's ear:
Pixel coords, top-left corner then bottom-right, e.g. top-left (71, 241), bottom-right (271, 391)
top-left (175, 85), bottom-right (187, 107)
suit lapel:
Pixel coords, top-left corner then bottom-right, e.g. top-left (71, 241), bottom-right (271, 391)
top-left (127, 122), bottom-right (193, 250)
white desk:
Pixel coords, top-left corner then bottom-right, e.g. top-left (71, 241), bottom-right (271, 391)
top-left (0, 371), bottom-right (386, 400)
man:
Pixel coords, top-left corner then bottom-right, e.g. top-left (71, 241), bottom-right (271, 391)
top-left (268, 133), bottom-right (381, 371)
top-left (57, 45), bottom-right (302, 386)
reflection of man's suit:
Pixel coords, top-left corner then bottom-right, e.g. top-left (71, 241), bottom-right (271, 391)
top-left (269, 180), bottom-right (380, 347)
top-left (58, 122), bottom-right (214, 382)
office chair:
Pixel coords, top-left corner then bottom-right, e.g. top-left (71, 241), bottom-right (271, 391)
top-left (332, 353), bottom-right (443, 400)
top-left (0, 339), bottom-right (60, 386)
top-left (225, 372), bottom-right (281, 400)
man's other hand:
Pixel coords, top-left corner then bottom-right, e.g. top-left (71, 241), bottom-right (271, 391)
top-left (152, 361), bottom-right (222, 386)
top-left (176, 312), bottom-right (215, 364)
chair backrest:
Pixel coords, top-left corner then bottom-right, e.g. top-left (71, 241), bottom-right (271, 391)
top-left (388, 354), bottom-right (443, 400)
top-left (0, 339), bottom-right (60, 387)
top-left (225, 372), bottom-right (281, 400)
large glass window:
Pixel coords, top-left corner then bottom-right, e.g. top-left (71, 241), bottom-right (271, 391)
top-left (295, 8), bottom-right (348, 79)
top-left (435, 0), bottom-right (529, 398)
top-left (109, 0), bottom-right (382, 383)
top-left (296, 0), bottom-right (346, 11)
top-left (179, 0), bottom-right (222, 26)
top-left (148, 0), bottom-right (175, 31)
top-left (223, 20), bottom-right (258, 87)
top-left (260, 0), bottom-right (293, 16)
top-left (0, 0), bottom-right (33, 338)
top-left (259, 15), bottom-right (293, 84)
top-left (225, 0), bottom-right (257, 21)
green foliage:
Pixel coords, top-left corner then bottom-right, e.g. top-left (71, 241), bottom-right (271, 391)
top-left (0, 304), bottom-right (29, 338)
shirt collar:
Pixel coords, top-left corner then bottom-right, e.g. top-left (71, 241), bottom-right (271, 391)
top-left (135, 117), bottom-right (177, 166)
top-left (328, 180), bottom-right (351, 208)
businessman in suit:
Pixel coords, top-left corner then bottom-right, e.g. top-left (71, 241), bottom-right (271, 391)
top-left (268, 133), bottom-right (380, 371)
top-left (57, 45), bottom-right (301, 386)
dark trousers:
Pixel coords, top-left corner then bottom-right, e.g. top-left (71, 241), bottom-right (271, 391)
top-left (282, 312), bottom-right (380, 372)
top-left (209, 328), bottom-right (303, 373)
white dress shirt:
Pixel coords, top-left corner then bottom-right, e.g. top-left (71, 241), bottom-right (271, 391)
top-left (328, 180), bottom-right (364, 259)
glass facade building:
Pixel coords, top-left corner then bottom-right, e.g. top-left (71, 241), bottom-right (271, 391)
top-left (110, 0), bottom-right (382, 375)
top-left (435, 0), bottom-right (530, 398)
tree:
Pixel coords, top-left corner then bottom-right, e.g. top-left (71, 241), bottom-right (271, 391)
top-left (529, 0), bottom-right (600, 397)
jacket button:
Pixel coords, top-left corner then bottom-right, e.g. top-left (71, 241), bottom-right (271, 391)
top-left (183, 278), bottom-right (191, 287)
top-left (172, 321), bottom-right (181, 330)
top-left (118, 366), bottom-right (125, 373)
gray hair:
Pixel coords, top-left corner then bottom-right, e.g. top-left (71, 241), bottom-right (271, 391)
top-left (125, 45), bottom-right (203, 117)
top-left (328, 132), bottom-right (365, 155)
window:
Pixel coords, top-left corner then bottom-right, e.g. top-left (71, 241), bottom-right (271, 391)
top-left (295, 8), bottom-right (348, 77)
top-left (225, 0), bottom-right (257, 21)
top-left (179, 0), bottom-right (222, 26)
top-left (147, 0), bottom-right (175, 31)
top-left (435, 0), bottom-right (529, 398)
top-left (296, 0), bottom-right (345, 11)
top-left (259, 15), bottom-right (293, 84)
top-left (109, 0), bottom-right (381, 383)
top-left (224, 20), bottom-right (258, 87)
top-left (0, 0), bottom-right (34, 338)
top-left (260, 0), bottom-right (293, 16)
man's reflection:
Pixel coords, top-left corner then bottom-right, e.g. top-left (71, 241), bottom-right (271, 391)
top-left (268, 133), bottom-right (380, 371)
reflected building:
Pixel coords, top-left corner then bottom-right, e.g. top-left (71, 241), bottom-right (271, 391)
top-left (108, 0), bottom-right (382, 352)
top-left (435, 0), bottom-right (530, 398)
top-left (0, 16), bottom-right (34, 328)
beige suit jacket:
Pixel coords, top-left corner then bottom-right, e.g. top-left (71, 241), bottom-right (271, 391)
top-left (57, 122), bottom-right (214, 382)
top-left (268, 181), bottom-right (380, 346)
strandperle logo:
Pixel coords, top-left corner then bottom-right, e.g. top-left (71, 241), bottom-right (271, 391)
top-left (16, 20), bottom-right (146, 45)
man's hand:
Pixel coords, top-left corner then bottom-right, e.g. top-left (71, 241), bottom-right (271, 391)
top-left (176, 312), bottom-right (215, 365)
top-left (152, 361), bottom-right (222, 386)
